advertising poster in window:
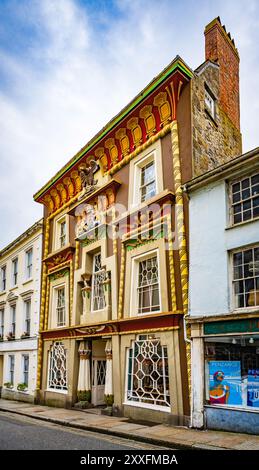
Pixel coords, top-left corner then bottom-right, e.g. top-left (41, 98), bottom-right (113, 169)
top-left (247, 369), bottom-right (259, 408)
top-left (209, 361), bottom-right (242, 406)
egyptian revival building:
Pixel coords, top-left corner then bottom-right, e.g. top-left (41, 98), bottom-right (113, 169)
top-left (33, 17), bottom-right (242, 424)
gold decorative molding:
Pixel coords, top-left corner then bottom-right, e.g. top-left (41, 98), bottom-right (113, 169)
top-left (105, 138), bottom-right (118, 165)
top-left (115, 128), bottom-right (130, 156)
top-left (153, 92), bottom-right (171, 126)
top-left (95, 147), bottom-right (108, 173)
top-left (139, 105), bottom-right (156, 137)
top-left (127, 117), bottom-right (142, 148)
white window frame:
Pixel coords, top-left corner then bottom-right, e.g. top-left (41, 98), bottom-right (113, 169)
top-left (231, 245), bottom-right (259, 311)
top-left (55, 215), bottom-right (68, 250)
top-left (1, 265), bottom-right (6, 292)
top-left (55, 286), bottom-right (66, 327)
top-left (130, 249), bottom-right (161, 317)
top-left (24, 299), bottom-right (31, 335)
top-left (133, 153), bottom-right (157, 207)
top-left (10, 304), bottom-right (16, 337)
top-left (124, 335), bottom-right (171, 412)
top-left (205, 86), bottom-right (216, 119)
top-left (9, 355), bottom-right (15, 385)
top-left (230, 172), bottom-right (259, 225)
top-left (47, 342), bottom-right (68, 393)
top-left (0, 309), bottom-right (4, 338)
top-left (25, 248), bottom-right (33, 280)
top-left (12, 258), bottom-right (18, 286)
top-left (91, 253), bottom-right (107, 312)
top-left (22, 355), bottom-right (29, 387)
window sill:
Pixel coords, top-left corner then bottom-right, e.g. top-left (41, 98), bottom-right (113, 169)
top-left (22, 278), bottom-right (33, 286)
top-left (0, 290), bottom-right (6, 296)
top-left (9, 286), bottom-right (18, 291)
top-left (45, 388), bottom-right (68, 395)
top-left (226, 216), bottom-right (259, 231)
top-left (123, 400), bottom-right (171, 413)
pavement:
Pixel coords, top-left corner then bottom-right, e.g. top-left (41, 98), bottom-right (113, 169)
top-left (0, 398), bottom-right (259, 450)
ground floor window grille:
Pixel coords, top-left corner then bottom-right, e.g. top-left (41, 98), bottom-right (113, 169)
top-left (48, 342), bottom-right (68, 391)
top-left (126, 335), bottom-right (170, 408)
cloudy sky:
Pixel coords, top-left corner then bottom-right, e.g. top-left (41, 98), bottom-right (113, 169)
top-left (0, 0), bottom-right (259, 249)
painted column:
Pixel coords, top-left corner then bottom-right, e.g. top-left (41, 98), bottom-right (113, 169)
top-left (77, 341), bottom-right (91, 402)
top-left (104, 339), bottom-right (113, 405)
top-left (170, 120), bottom-right (191, 403)
top-left (191, 323), bottom-right (205, 428)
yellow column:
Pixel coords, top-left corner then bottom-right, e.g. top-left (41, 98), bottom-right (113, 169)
top-left (170, 120), bottom-right (191, 400)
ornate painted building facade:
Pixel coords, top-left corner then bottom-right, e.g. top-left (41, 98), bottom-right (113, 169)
top-left (0, 219), bottom-right (43, 403)
top-left (33, 18), bottom-right (242, 424)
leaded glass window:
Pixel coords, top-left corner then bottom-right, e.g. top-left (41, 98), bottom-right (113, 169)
top-left (137, 255), bottom-right (160, 314)
top-left (48, 342), bottom-right (68, 391)
top-left (127, 335), bottom-right (170, 408)
top-left (91, 254), bottom-right (106, 311)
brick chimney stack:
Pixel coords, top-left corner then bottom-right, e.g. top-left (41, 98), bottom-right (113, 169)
top-left (204, 17), bottom-right (240, 131)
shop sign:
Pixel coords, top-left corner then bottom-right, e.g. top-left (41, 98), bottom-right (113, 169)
top-left (205, 318), bottom-right (259, 335)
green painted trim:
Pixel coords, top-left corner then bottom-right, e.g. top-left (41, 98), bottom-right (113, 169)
top-left (34, 59), bottom-right (192, 201)
top-left (204, 318), bottom-right (259, 335)
top-left (49, 268), bottom-right (69, 281)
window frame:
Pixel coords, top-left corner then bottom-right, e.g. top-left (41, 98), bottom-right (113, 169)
top-left (24, 299), bottom-right (31, 336)
top-left (22, 354), bottom-right (29, 387)
top-left (0, 308), bottom-right (4, 338)
top-left (91, 253), bottom-right (107, 313)
top-left (133, 152), bottom-right (157, 207)
top-left (55, 286), bottom-right (66, 328)
top-left (9, 355), bottom-right (15, 385)
top-left (25, 248), bottom-right (33, 280)
top-left (229, 172), bottom-right (259, 226)
top-left (124, 334), bottom-right (171, 412)
top-left (204, 85), bottom-right (216, 120)
top-left (12, 258), bottom-right (18, 287)
top-left (47, 341), bottom-right (68, 393)
top-left (1, 265), bottom-right (6, 292)
top-left (130, 249), bottom-right (161, 317)
top-left (10, 304), bottom-right (16, 337)
top-left (231, 244), bottom-right (259, 311)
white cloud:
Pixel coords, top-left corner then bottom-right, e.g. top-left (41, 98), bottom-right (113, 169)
top-left (0, 0), bottom-right (259, 248)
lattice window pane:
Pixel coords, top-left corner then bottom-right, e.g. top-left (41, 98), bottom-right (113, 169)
top-left (127, 336), bottom-right (170, 408)
top-left (91, 254), bottom-right (106, 311)
top-left (137, 256), bottom-right (160, 314)
top-left (48, 342), bottom-right (68, 391)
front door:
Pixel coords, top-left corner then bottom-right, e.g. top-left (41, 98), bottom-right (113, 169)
top-left (91, 359), bottom-right (106, 406)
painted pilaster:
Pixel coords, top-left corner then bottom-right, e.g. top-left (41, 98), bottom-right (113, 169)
top-left (104, 339), bottom-right (113, 405)
top-left (77, 341), bottom-right (91, 402)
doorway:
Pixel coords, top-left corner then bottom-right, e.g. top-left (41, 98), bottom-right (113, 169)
top-left (91, 359), bottom-right (106, 406)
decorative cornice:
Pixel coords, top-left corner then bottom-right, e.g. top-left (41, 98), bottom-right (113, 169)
top-left (34, 60), bottom-right (192, 209)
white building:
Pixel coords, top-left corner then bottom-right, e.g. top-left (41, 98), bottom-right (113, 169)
top-left (187, 148), bottom-right (259, 434)
top-left (0, 219), bottom-right (43, 403)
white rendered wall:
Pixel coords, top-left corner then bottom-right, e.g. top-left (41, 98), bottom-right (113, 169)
top-left (189, 180), bottom-right (259, 317)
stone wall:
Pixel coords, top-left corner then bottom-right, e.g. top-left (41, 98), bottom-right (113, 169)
top-left (192, 62), bottom-right (242, 177)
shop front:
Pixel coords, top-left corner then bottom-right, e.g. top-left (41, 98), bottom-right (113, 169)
top-left (191, 316), bottom-right (259, 434)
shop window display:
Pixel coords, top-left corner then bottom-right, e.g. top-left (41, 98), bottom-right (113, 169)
top-left (205, 336), bottom-right (259, 409)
